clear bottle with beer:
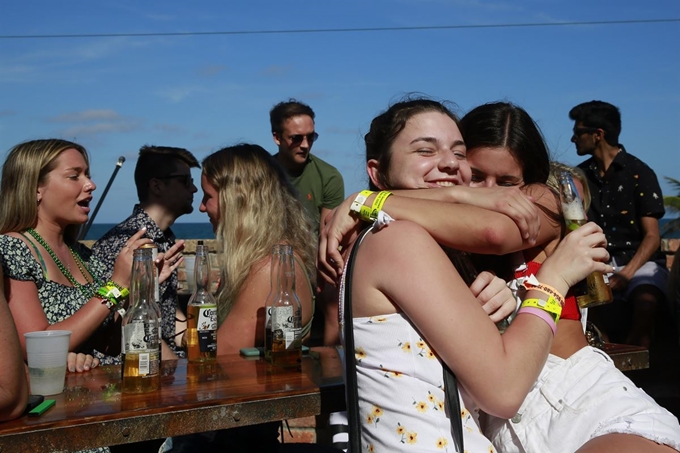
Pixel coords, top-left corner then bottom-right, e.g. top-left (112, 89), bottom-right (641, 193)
top-left (186, 241), bottom-right (218, 362)
top-left (558, 171), bottom-right (613, 308)
top-left (140, 243), bottom-right (163, 362)
top-left (269, 244), bottom-right (302, 367)
top-left (140, 243), bottom-right (162, 319)
top-left (263, 245), bottom-right (283, 362)
top-left (122, 247), bottom-right (161, 393)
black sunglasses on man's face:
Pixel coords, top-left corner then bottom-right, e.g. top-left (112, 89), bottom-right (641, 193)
top-left (288, 132), bottom-right (319, 146)
top-left (572, 127), bottom-right (599, 137)
top-left (157, 174), bottom-right (194, 188)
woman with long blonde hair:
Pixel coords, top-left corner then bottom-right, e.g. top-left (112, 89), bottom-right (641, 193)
top-left (0, 139), bottom-right (150, 369)
top-left (199, 143), bottom-right (316, 354)
top-left (160, 144), bottom-right (321, 453)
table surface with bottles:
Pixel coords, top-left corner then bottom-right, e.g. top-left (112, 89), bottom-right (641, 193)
top-left (0, 347), bottom-right (345, 453)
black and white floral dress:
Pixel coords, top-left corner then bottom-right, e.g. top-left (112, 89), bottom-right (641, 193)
top-left (0, 235), bottom-right (120, 365)
top-left (0, 234), bottom-right (115, 452)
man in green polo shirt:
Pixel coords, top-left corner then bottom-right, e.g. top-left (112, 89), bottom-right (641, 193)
top-left (270, 99), bottom-right (345, 237)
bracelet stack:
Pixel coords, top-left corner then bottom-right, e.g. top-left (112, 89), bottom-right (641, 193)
top-left (96, 281), bottom-right (129, 311)
top-left (517, 279), bottom-right (565, 335)
top-left (350, 190), bottom-right (393, 222)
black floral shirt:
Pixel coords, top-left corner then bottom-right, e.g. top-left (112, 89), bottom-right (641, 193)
top-left (91, 205), bottom-right (185, 358)
top-left (578, 146), bottom-right (666, 265)
top-left (0, 235), bottom-right (119, 364)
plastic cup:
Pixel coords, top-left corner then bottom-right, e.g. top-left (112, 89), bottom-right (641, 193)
top-left (184, 255), bottom-right (196, 292)
top-left (24, 330), bottom-right (71, 396)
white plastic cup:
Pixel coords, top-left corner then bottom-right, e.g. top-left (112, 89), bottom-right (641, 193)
top-left (24, 330), bottom-right (71, 396)
top-left (184, 255), bottom-right (196, 292)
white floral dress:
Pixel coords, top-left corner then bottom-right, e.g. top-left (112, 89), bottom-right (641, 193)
top-left (347, 312), bottom-right (496, 453)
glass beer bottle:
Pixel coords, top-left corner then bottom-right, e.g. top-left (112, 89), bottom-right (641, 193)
top-left (122, 248), bottom-right (161, 393)
top-left (263, 245), bottom-right (283, 362)
top-left (558, 171), bottom-right (613, 308)
top-left (269, 245), bottom-right (302, 367)
top-left (140, 243), bottom-right (162, 361)
top-left (186, 241), bottom-right (218, 362)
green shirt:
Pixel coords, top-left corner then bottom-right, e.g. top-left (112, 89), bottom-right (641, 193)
top-left (284, 154), bottom-right (345, 236)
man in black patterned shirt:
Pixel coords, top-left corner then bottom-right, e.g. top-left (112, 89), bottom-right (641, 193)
top-left (92, 145), bottom-right (199, 359)
top-left (570, 100), bottom-right (668, 348)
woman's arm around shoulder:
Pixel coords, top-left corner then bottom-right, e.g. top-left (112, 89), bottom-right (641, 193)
top-left (351, 220), bottom-right (600, 418)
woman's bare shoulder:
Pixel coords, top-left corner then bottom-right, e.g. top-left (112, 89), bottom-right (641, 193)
top-left (359, 220), bottom-right (442, 261)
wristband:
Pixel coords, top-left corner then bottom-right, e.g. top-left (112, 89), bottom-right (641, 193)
top-left (520, 276), bottom-right (565, 307)
top-left (517, 306), bottom-right (557, 335)
top-left (369, 191), bottom-right (392, 220)
top-left (107, 280), bottom-right (128, 295)
top-left (359, 204), bottom-right (374, 222)
top-left (520, 297), bottom-right (562, 323)
top-left (96, 281), bottom-right (130, 310)
top-left (350, 190), bottom-right (375, 216)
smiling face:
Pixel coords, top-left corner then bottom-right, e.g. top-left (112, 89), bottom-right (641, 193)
top-left (37, 148), bottom-right (96, 227)
top-left (468, 146), bottom-right (524, 188)
top-left (368, 111), bottom-right (471, 190)
top-left (199, 173), bottom-right (220, 232)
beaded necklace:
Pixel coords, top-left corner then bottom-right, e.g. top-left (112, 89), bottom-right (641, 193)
top-left (25, 228), bottom-right (100, 298)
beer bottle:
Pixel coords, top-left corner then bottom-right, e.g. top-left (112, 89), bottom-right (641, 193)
top-left (558, 171), bottom-right (613, 308)
top-left (122, 248), bottom-right (161, 393)
top-left (263, 245), bottom-right (283, 362)
top-left (140, 243), bottom-right (162, 361)
top-left (269, 245), bottom-right (302, 367)
top-left (186, 241), bottom-right (218, 362)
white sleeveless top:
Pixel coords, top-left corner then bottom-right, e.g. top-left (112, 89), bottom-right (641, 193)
top-left (341, 301), bottom-right (496, 452)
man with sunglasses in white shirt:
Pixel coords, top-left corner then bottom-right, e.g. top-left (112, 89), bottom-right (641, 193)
top-left (270, 99), bottom-right (345, 237)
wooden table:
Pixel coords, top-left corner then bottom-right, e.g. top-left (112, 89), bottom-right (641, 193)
top-left (603, 342), bottom-right (650, 371)
top-left (0, 347), bottom-right (345, 453)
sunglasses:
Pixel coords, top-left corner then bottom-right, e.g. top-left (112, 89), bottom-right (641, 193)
top-left (288, 132), bottom-right (319, 146)
top-left (158, 174), bottom-right (194, 188)
top-left (572, 127), bottom-right (599, 136)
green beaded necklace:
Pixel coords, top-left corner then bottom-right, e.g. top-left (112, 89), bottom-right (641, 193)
top-left (26, 228), bottom-right (100, 298)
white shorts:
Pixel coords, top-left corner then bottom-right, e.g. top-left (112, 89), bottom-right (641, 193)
top-left (482, 346), bottom-right (680, 453)
top-left (612, 259), bottom-right (669, 298)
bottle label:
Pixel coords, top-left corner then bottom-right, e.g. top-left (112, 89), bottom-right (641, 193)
top-left (197, 306), bottom-right (218, 332)
top-left (139, 352), bottom-right (150, 375)
top-left (123, 321), bottom-right (158, 352)
top-left (272, 306), bottom-right (299, 348)
top-left (284, 329), bottom-right (300, 348)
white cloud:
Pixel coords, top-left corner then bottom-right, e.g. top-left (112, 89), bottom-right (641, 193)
top-left (46, 109), bottom-right (144, 138)
top-left (197, 64), bottom-right (228, 77)
top-left (155, 86), bottom-right (203, 103)
top-left (49, 110), bottom-right (122, 123)
top-left (261, 65), bottom-right (291, 76)
top-left (153, 123), bottom-right (185, 135)
top-left (61, 120), bottom-right (142, 138)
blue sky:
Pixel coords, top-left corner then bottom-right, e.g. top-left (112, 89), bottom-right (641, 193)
top-left (1, 0), bottom-right (679, 223)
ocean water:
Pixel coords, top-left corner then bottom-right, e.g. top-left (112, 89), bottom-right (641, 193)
top-left (84, 223), bottom-right (215, 241)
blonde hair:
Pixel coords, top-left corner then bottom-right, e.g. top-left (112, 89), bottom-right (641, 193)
top-left (547, 162), bottom-right (592, 211)
top-left (0, 139), bottom-right (89, 244)
top-left (201, 144), bottom-right (316, 325)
